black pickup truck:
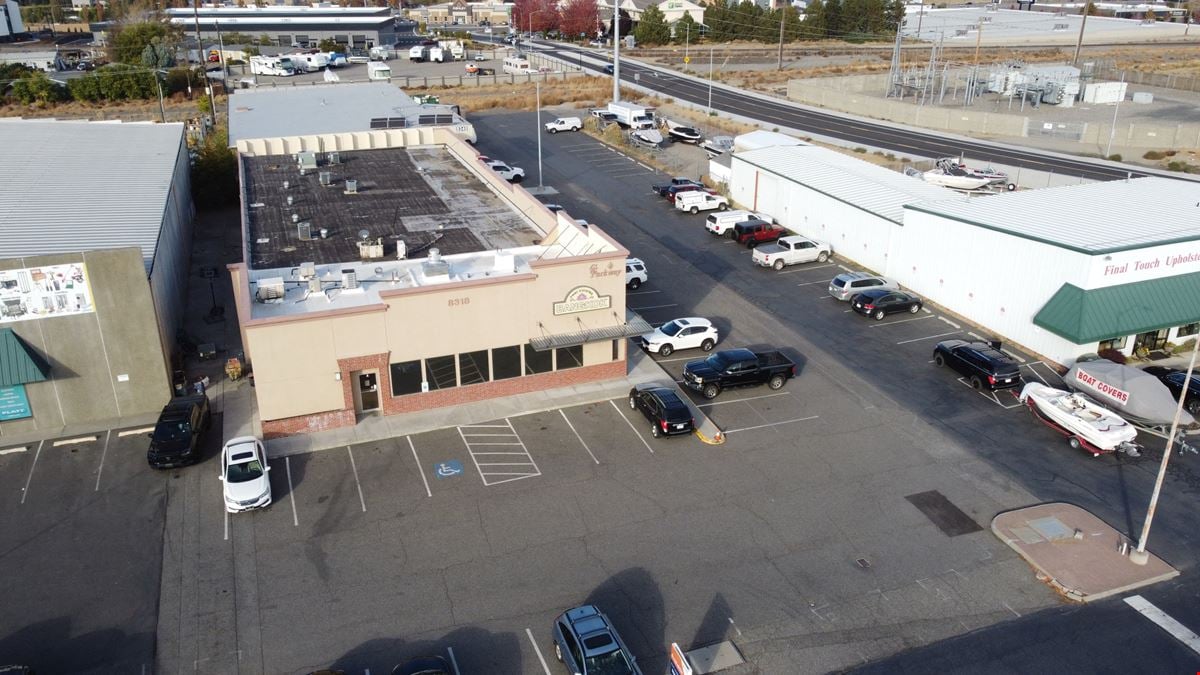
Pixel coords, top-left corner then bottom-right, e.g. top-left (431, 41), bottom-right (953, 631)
top-left (682, 348), bottom-right (796, 399)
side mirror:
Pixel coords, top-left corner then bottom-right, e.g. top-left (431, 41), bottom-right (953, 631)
top-left (218, 475), bottom-right (224, 481)
top-left (266, 466), bottom-right (271, 472)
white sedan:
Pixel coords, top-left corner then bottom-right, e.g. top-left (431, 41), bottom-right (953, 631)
top-left (637, 317), bottom-right (719, 357)
top-left (219, 436), bottom-right (272, 513)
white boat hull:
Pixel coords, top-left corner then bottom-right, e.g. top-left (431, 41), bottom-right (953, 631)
top-left (921, 169), bottom-right (992, 191)
top-left (1019, 382), bottom-right (1140, 456)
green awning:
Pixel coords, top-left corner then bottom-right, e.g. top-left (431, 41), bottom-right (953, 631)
top-left (1033, 272), bottom-right (1200, 344)
top-left (0, 328), bottom-right (51, 387)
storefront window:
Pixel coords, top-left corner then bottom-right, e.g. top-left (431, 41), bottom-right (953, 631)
top-left (459, 350), bottom-right (490, 386)
top-left (1098, 336), bottom-right (1127, 352)
top-left (1178, 323), bottom-right (1200, 338)
top-left (492, 345), bottom-right (521, 380)
top-left (612, 339), bottom-right (620, 361)
top-left (556, 345), bottom-right (583, 370)
top-left (524, 344), bottom-right (552, 375)
top-left (390, 360), bottom-right (423, 396)
top-left (425, 355), bottom-right (457, 390)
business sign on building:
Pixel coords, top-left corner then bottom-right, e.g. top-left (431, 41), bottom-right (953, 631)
top-left (0, 263), bottom-right (94, 324)
top-left (0, 385), bottom-right (32, 421)
top-left (553, 286), bottom-right (611, 315)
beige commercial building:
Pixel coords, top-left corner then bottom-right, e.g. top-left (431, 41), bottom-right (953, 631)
top-left (228, 84), bottom-right (644, 437)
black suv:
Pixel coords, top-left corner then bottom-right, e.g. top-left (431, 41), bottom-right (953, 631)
top-left (1142, 365), bottom-right (1200, 415)
top-left (147, 395), bottom-right (212, 468)
top-left (628, 384), bottom-right (694, 437)
top-left (850, 289), bottom-right (923, 320)
top-left (933, 340), bottom-right (1022, 390)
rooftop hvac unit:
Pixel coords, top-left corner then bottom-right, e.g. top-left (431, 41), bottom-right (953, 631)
top-left (307, 276), bottom-right (322, 293)
top-left (357, 238), bottom-right (385, 259)
top-left (297, 151), bottom-right (318, 172)
top-left (297, 221), bottom-right (312, 240)
top-left (256, 277), bottom-right (286, 303)
top-left (494, 250), bottom-right (515, 273)
top-left (299, 261), bottom-right (316, 279)
top-left (319, 171), bottom-right (332, 186)
top-left (423, 247), bottom-right (450, 278)
top-left (341, 268), bottom-right (359, 290)
top-left (328, 151), bottom-right (340, 164)
top-left (344, 179), bottom-right (358, 194)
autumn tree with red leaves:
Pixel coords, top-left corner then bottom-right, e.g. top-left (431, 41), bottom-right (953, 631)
top-left (559, 0), bottom-right (601, 39)
top-left (512, 0), bottom-right (561, 34)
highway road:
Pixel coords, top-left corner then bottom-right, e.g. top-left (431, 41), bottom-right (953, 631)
top-left (478, 33), bottom-right (1167, 183)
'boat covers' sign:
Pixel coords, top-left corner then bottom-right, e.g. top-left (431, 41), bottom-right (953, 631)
top-left (1065, 359), bottom-right (1196, 428)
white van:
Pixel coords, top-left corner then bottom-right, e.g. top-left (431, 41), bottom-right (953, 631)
top-left (675, 191), bottom-right (729, 214)
top-left (368, 62), bottom-right (392, 80)
top-left (704, 210), bottom-right (770, 236)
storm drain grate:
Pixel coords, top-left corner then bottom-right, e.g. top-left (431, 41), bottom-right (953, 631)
top-left (905, 490), bottom-right (983, 537)
top-left (856, 558), bottom-right (872, 569)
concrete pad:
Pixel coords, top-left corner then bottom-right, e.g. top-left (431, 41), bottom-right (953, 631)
top-left (686, 641), bottom-right (745, 673)
top-left (992, 502), bottom-right (1179, 603)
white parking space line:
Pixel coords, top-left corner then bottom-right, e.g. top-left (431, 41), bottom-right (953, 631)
top-left (347, 446), bottom-right (367, 512)
top-left (698, 392), bottom-right (792, 407)
top-left (837, 264), bottom-right (854, 272)
top-left (94, 428), bottom-right (112, 491)
top-left (724, 416), bottom-right (819, 434)
top-left (796, 279), bottom-right (832, 286)
top-left (526, 628), bottom-right (553, 675)
top-left (967, 331), bottom-right (985, 340)
top-left (53, 435), bottom-right (96, 447)
top-left (0, 446), bottom-right (27, 455)
top-left (560, 409), bottom-right (600, 465)
top-left (284, 457), bottom-right (299, 526)
top-left (1001, 348), bottom-right (1028, 363)
top-left (1125, 595), bottom-right (1200, 655)
top-left (627, 289), bottom-right (661, 295)
top-left (447, 647), bottom-right (461, 675)
top-left (921, 307), bottom-right (932, 314)
top-left (654, 354), bottom-right (701, 363)
top-left (458, 419), bottom-right (541, 486)
top-left (407, 436), bottom-right (432, 498)
top-left (610, 400), bottom-right (655, 454)
top-left (937, 316), bottom-right (962, 329)
top-left (19, 440), bottom-right (44, 505)
top-left (868, 315), bottom-right (935, 328)
top-left (776, 263), bottom-right (835, 275)
top-left (629, 303), bottom-right (678, 311)
top-left (117, 426), bottom-right (155, 437)
top-left (897, 330), bottom-right (961, 345)
top-left (224, 509), bottom-right (230, 541)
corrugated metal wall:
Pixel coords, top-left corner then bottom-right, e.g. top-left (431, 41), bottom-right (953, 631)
top-left (148, 135), bottom-right (196, 376)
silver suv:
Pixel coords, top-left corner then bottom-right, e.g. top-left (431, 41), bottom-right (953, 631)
top-left (553, 605), bottom-right (641, 675)
top-left (828, 272), bottom-right (898, 301)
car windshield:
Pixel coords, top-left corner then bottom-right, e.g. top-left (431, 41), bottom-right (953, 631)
top-left (226, 456), bottom-right (265, 483)
top-left (582, 647), bottom-right (634, 675)
top-left (659, 320), bottom-right (683, 337)
top-left (153, 421), bottom-right (189, 443)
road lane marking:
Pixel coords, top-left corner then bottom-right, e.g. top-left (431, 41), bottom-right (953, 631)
top-left (698, 392), bottom-right (792, 407)
top-left (407, 436), bottom-right (432, 498)
top-left (347, 446), bottom-right (367, 512)
top-left (526, 628), bottom-right (553, 675)
top-left (285, 456), bottom-right (299, 526)
top-left (897, 330), bottom-right (961, 345)
top-left (94, 428), bottom-right (112, 491)
top-left (1124, 595), bottom-right (1200, 655)
top-left (610, 399), bottom-right (654, 454)
top-left (867, 315), bottom-right (934, 328)
top-left (19, 440), bottom-right (44, 505)
top-left (560, 409), bottom-right (600, 465)
top-left (724, 416), bottom-right (819, 434)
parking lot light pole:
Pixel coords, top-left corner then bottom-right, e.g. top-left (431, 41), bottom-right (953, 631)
top-left (1131, 333), bottom-right (1200, 564)
top-left (612, 1), bottom-right (621, 102)
top-left (536, 80), bottom-right (544, 189)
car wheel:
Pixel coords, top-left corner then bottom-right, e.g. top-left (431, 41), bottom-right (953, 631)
top-left (910, 303), bottom-right (921, 314)
top-left (690, 206), bottom-right (699, 214)
top-left (1186, 399), bottom-right (1199, 415)
top-left (651, 423), bottom-right (662, 438)
top-left (934, 354), bottom-right (945, 367)
top-left (773, 259), bottom-right (785, 271)
top-left (550, 128), bottom-right (557, 134)
top-left (555, 642), bottom-right (564, 662)
top-left (659, 344), bottom-right (674, 357)
top-left (701, 338), bottom-right (715, 352)
top-left (970, 375), bottom-right (983, 390)
top-left (768, 374), bottom-right (786, 390)
top-left (718, 203), bottom-right (728, 211)
top-left (703, 384), bottom-right (720, 399)
top-left (628, 278), bottom-right (641, 290)
top-left (817, 252), bottom-right (829, 263)
top-left (874, 309), bottom-right (886, 321)
top-left (747, 240), bottom-right (758, 249)
top-left (629, 396), bottom-right (636, 410)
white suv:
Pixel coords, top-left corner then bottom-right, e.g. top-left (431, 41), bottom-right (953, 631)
top-left (544, 116), bottom-right (583, 133)
top-left (625, 258), bottom-right (648, 290)
top-left (485, 160), bottom-right (525, 182)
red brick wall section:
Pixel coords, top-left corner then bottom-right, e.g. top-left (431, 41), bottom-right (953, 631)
top-left (337, 353), bottom-right (391, 410)
top-left (263, 408), bottom-right (356, 439)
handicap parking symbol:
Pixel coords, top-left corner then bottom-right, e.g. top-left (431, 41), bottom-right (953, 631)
top-left (434, 460), bottom-right (464, 479)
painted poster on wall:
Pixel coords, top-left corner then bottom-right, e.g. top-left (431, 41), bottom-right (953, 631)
top-left (0, 263), bottom-right (94, 324)
top-left (0, 385), bottom-right (32, 421)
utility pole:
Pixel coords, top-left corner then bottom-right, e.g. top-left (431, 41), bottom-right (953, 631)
top-left (683, 22), bottom-right (689, 72)
top-left (536, 80), bottom-right (544, 189)
top-left (1104, 71), bottom-right (1125, 158)
top-left (777, 6), bottom-right (786, 71)
top-left (973, 18), bottom-right (983, 67)
top-left (191, 0), bottom-right (216, 137)
top-left (708, 46), bottom-right (714, 114)
top-left (916, 0), bottom-right (925, 37)
top-left (612, 0), bottom-right (621, 101)
top-left (1072, 2), bottom-right (1091, 65)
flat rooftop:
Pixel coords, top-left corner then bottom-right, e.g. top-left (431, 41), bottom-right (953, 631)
top-left (242, 146), bottom-right (542, 270)
top-left (906, 177), bottom-right (1200, 254)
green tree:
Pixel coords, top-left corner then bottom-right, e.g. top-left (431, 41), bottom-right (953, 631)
top-left (884, 0), bottom-right (905, 33)
top-left (142, 36), bottom-right (176, 69)
top-left (633, 5), bottom-right (671, 45)
top-left (112, 21), bottom-right (172, 65)
top-left (191, 126), bottom-right (239, 209)
top-left (673, 12), bottom-right (697, 45)
top-left (824, 0), bottom-right (843, 38)
top-left (10, 71), bottom-right (69, 104)
top-left (318, 37), bottom-right (340, 52)
top-left (801, 0), bottom-right (827, 39)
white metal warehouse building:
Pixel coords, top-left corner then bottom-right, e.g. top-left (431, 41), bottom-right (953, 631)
top-left (729, 142), bottom-right (1200, 366)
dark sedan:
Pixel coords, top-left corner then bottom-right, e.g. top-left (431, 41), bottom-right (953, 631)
top-left (628, 384), bottom-right (694, 437)
top-left (850, 289), bottom-right (923, 320)
top-left (1142, 365), bottom-right (1200, 415)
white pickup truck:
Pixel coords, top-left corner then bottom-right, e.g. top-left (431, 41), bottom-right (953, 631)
top-left (751, 235), bottom-right (832, 271)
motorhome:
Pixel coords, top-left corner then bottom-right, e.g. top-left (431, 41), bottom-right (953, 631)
top-left (290, 52), bottom-right (329, 71)
top-left (248, 56), bottom-right (295, 77)
top-left (438, 39), bottom-right (465, 60)
top-left (502, 56), bottom-right (532, 75)
top-left (429, 47), bottom-right (446, 63)
top-left (369, 45), bottom-right (391, 61)
top-left (367, 61), bottom-right (392, 80)
top-left (409, 45), bottom-right (428, 62)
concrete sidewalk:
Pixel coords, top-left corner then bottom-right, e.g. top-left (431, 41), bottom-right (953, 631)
top-left (264, 346), bottom-right (725, 459)
top-left (992, 502), bottom-right (1179, 603)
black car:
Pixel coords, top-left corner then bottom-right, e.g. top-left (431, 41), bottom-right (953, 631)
top-left (850, 289), bottom-right (923, 320)
top-left (651, 177), bottom-right (700, 197)
top-left (147, 395), bottom-right (212, 468)
top-left (1142, 365), bottom-right (1200, 414)
top-left (933, 340), bottom-right (1023, 390)
top-left (603, 64), bottom-right (614, 74)
top-left (628, 384), bottom-right (694, 437)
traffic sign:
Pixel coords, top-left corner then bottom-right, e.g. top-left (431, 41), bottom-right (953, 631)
top-left (684, 56), bottom-right (691, 64)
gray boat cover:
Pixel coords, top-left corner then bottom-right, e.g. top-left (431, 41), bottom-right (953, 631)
top-left (1065, 360), bottom-right (1197, 428)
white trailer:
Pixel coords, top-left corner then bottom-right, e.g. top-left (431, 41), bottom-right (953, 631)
top-left (290, 52), bottom-right (329, 71)
top-left (249, 56), bottom-right (295, 77)
top-left (429, 47), bottom-right (446, 63)
top-left (608, 101), bottom-right (656, 129)
top-left (367, 62), bottom-right (392, 80)
top-left (438, 39), bottom-right (465, 60)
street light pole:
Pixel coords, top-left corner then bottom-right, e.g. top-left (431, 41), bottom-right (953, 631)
top-left (707, 46), bottom-right (713, 114)
top-left (536, 80), bottom-right (544, 189)
top-left (1104, 71), bottom-right (1125, 158)
top-left (612, 0), bottom-right (621, 102)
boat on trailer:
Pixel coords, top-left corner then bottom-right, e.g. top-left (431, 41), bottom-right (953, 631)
top-left (1019, 382), bottom-right (1141, 457)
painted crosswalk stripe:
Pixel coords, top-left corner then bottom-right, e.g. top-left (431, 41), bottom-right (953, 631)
top-left (1124, 595), bottom-right (1200, 655)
